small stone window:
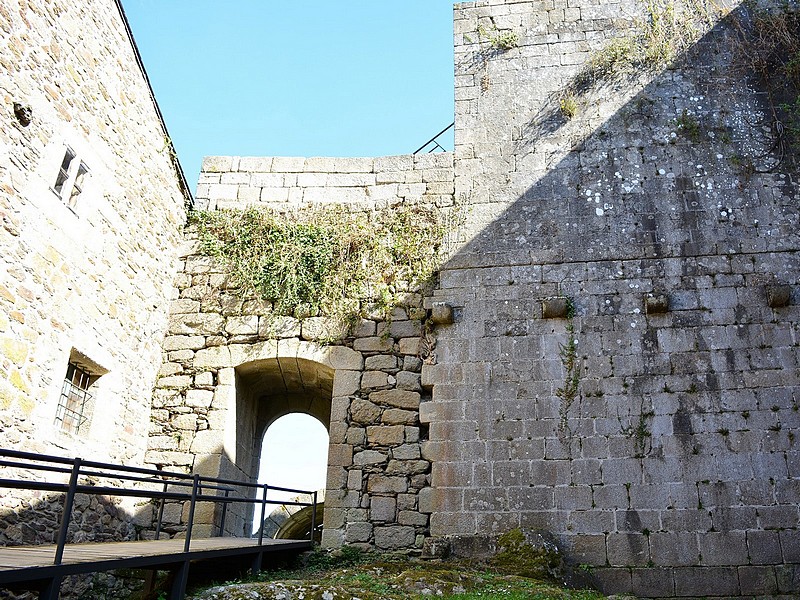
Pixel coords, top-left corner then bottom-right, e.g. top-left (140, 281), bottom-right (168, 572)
top-left (55, 352), bottom-right (105, 435)
top-left (52, 147), bottom-right (89, 210)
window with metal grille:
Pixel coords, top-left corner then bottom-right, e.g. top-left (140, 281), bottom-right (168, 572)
top-left (52, 147), bottom-right (89, 209)
top-left (55, 362), bottom-right (94, 435)
top-left (66, 162), bottom-right (88, 210)
top-left (53, 148), bottom-right (76, 196)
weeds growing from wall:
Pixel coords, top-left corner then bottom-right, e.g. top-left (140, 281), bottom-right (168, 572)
top-left (556, 299), bottom-right (580, 443)
top-left (559, 92), bottom-right (579, 119)
top-left (191, 205), bottom-right (450, 336)
top-left (477, 23), bottom-right (519, 51)
top-left (730, 3), bottom-right (800, 169)
top-left (620, 401), bottom-right (656, 459)
top-left (522, 0), bottom-right (723, 149)
top-left (675, 109), bottom-right (702, 141)
top-left (571, 0), bottom-right (722, 93)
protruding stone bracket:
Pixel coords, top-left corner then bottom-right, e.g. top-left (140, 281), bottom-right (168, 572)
top-left (429, 302), bottom-right (455, 325)
top-left (766, 284), bottom-right (792, 308)
top-left (645, 293), bottom-right (670, 314)
top-left (541, 296), bottom-right (570, 319)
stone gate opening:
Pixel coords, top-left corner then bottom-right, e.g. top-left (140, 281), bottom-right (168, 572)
top-left (229, 357), bottom-right (334, 535)
top-left (256, 413), bottom-right (328, 541)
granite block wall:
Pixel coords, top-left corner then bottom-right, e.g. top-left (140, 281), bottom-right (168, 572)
top-left (419, 0), bottom-right (800, 596)
top-left (0, 0), bottom-right (188, 463)
top-left (1, 0), bottom-right (188, 596)
top-left (148, 153), bottom-right (454, 546)
top-left (194, 153), bottom-right (454, 213)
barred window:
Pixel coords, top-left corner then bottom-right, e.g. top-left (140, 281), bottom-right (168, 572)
top-left (67, 162), bottom-right (88, 210)
top-left (53, 148), bottom-right (76, 196)
top-left (52, 147), bottom-right (89, 210)
top-left (55, 361), bottom-right (95, 435)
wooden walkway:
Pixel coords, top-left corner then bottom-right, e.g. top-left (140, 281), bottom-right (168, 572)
top-left (0, 537), bottom-right (312, 598)
top-left (0, 448), bottom-right (319, 599)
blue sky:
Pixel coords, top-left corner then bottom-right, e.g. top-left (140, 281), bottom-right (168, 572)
top-left (121, 1), bottom-right (455, 501)
top-left (121, 1), bottom-right (456, 188)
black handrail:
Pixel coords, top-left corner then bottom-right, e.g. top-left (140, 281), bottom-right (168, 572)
top-left (413, 122), bottom-right (454, 154)
top-left (53, 458), bottom-right (80, 566)
top-left (0, 448), bottom-right (318, 567)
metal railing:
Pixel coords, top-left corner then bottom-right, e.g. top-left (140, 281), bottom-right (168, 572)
top-left (0, 448), bottom-right (317, 566)
top-left (413, 122), bottom-right (454, 154)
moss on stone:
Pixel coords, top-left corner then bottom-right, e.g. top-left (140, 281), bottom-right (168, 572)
top-left (188, 549), bottom-right (601, 600)
top-left (488, 529), bottom-right (563, 580)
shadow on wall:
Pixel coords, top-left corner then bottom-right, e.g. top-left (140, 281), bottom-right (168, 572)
top-left (427, 3), bottom-right (800, 595)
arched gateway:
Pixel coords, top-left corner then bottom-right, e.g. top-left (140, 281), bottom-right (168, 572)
top-left (148, 338), bottom-right (368, 544)
top-left (149, 168), bottom-right (441, 551)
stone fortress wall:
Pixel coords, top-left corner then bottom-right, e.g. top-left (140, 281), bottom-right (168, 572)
top-left (0, 0), bottom-right (188, 464)
top-left (422, 0), bottom-right (800, 597)
top-left (0, 0), bottom-right (188, 578)
top-left (1, 0), bottom-right (189, 596)
top-left (148, 152), bottom-right (454, 547)
top-left (0, 0), bottom-right (797, 597)
top-left (160, 0), bottom-right (800, 597)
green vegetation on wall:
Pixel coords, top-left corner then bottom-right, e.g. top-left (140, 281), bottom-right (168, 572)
top-left (573, 0), bottom-right (721, 92)
top-left (557, 299), bottom-right (580, 443)
top-left (732, 3), bottom-right (800, 166)
top-left (191, 205), bottom-right (449, 333)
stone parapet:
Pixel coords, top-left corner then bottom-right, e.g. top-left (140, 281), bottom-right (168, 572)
top-left (195, 153), bottom-right (454, 213)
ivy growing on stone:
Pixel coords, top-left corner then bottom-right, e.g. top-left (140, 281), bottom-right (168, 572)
top-left (190, 205), bottom-right (449, 335)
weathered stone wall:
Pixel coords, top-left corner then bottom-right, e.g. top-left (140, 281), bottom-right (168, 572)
top-left (1, 1), bottom-right (188, 597)
top-left (148, 153), bottom-right (454, 547)
top-left (0, 0), bottom-right (188, 464)
top-left (195, 153), bottom-right (454, 212)
top-left (420, 0), bottom-right (800, 597)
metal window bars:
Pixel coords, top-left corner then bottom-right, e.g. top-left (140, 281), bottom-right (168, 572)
top-left (53, 149), bottom-right (76, 197)
top-left (67, 163), bottom-right (88, 210)
top-left (55, 363), bottom-right (92, 435)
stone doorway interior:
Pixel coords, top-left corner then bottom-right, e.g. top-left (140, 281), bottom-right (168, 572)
top-left (231, 357), bottom-right (334, 535)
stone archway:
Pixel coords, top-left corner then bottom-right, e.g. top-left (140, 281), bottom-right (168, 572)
top-left (234, 356), bottom-right (335, 487)
top-left (165, 340), bottom-right (363, 539)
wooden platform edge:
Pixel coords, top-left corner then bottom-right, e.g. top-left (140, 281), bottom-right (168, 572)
top-left (0, 538), bottom-right (313, 586)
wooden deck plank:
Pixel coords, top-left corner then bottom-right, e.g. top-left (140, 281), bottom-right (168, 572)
top-left (0, 537), bottom-right (310, 583)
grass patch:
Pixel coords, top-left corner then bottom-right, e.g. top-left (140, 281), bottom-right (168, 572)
top-left (189, 548), bottom-right (606, 600)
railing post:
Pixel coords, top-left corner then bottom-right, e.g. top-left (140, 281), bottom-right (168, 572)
top-left (155, 480), bottom-right (167, 540)
top-left (310, 491), bottom-right (318, 543)
top-left (183, 474), bottom-right (200, 553)
top-left (257, 484), bottom-right (269, 545)
top-left (53, 457), bottom-right (81, 565)
top-left (217, 488), bottom-right (230, 537)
